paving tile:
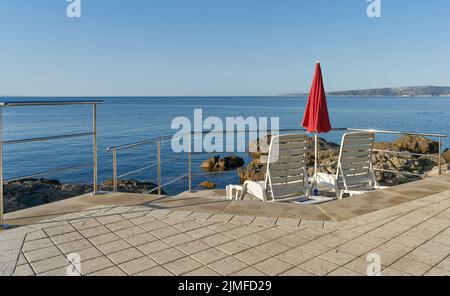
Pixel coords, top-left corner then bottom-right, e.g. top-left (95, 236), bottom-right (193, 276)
top-left (137, 240), bottom-right (172, 255)
top-left (256, 241), bottom-right (291, 256)
top-left (125, 232), bottom-right (159, 246)
top-left (95, 215), bottom-right (124, 225)
top-left (24, 245), bottom-right (63, 263)
top-left (276, 248), bottom-right (314, 266)
top-left (252, 216), bottom-right (278, 226)
top-left (88, 233), bottom-right (121, 246)
top-left (13, 264), bottom-right (35, 276)
top-left (300, 220), bottom-right (324, 229)
top-left (150, 248), bottom-right (186, 265)
top-left (300, 258), bottom-right (340, 276)
top-left (89, 266), bottom-right (127, 276)
top-left (320, 249), bottom-right (358, 266)
top-left (276, 233), bottom-right (309, 248)
top-left (234, 248), bottom-right (271, 266)
top-left (164, 256), bottom-right (203, 275)
top-left (80, 256), bottom-right (115, 275)
top-left (80, 226), bottom-right (111, 238)
top-left (39, 266), bottom-right (75, 276)
top-left (254, 257), bottom-right (293, 276)
top-left (258, 227), bottom-right (289, 240)
top-left (172, 220), bottom-right (204, 232)
top-left (405, 249), bottom-right (447, 266)
top-left (59, 239), bottom-right (93, 254)
top-left (177, 240), bottom-right (211, 255)
top-left (134, 266), bottom-right (173, 276)
top-left (280, 267), bottom-right (315, 276)
top-left (25, 230), bottom-right (47, 242)
top-left (417, 241), bottom-right (450, 257)
top-left (202, 233), bottom-right (233, 246)
top-left (22, 238), bottom-right (53, 252)
top-left (118, 256), bottom-right (159, 275)
top-left (425, 267), bottom-right (450, 276)
top-left (352, 234), bottom-right (387, 248)
top-left (44, 224), bottom-right (76, 237)
top-left (105, 220), bottom-right (135, 232)
top-left (191, 248), bottom-right (228, 265)
top-left (50, 232), bottom-right (85, 245)
top-left (151, 226), bottom-right (183, 239)
top-left (107, 248), bottom-right (145, 265)
top-left (186, 227), bottom-right (217, 239)
top-left (185, 266), bottom-right (221, 276)
top-left (390, 257), bottom-right (433, 276)
top-left (187, 212), bottom-right (214, 221)
top-left (73, 247), bottom-right (103, 261)
top-left (140, 220), bottom-right (169, 232)
top-left (230, 215), bottom-right (256, 225)
top-left (232, 267), bottom-right (267, 276)
top-left (436, 256), bottom-right (450, 271)
top-left (237, 233), bottom-right (271, 248)
top-left (163, 233), bottom-right (196, 246)
top-left (30, 255), bottom-right (69, 274)
top-left (71, 219), bottom-right (103, 231)
top-left (148, 209), bottom-right (172, 219)
top-left (276, 218), bottom-right (301, 228)
top-left (217, 241), bottom-right (252, 255)
top-left (297, 241), bottom-right (333, 256)
top-left (381, 267), bottom-right (413, 276)
top-left (222, 227), bottom-right (253, 239)
top-left (336, 241), bottom-right (374, 256)
top-left (208, 257), bottom-right (248, 275)
top-left (315, 235), bottom-right (348, 248)
top-left (328, 267), bottom-right (364, 276)
top-left (207, 214), bottom-right (234, 223)
top-left (97, 240), bottom-right (132, 254)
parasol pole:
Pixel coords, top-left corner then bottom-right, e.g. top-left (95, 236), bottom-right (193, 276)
top-left (314, 132), bottom-right (318, 193)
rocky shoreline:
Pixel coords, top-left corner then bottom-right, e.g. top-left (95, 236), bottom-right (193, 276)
top-left (4, 178), bottom-right (162, 214)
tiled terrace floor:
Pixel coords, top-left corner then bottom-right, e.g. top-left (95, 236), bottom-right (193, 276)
top-left (1, 189), bottom-right (450, 276)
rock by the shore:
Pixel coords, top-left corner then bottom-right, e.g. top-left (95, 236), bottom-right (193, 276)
top-left (201, 155), bottom-right (245, 171)
top-left (200, 181), bottom-right (217, 189)
top-left (100, 179), bottom-right (165, 195)
top-left (393, 135), bottom-right (439, 154)
top-left (444, 149), bottom-right (450, 163)
top-left (4, 178), bottom-right (163, 214)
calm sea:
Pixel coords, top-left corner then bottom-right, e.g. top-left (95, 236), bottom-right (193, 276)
top-left (2, 96), bottom-right (449, 194)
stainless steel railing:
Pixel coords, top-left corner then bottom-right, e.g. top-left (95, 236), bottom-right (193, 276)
top-left (106, 128), bottom-right (447, 196)
top-left (0, 100), bottom-right (103, 228)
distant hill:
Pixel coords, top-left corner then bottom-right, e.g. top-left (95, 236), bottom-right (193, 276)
top-left (287, 86), bottom-right (450, 97)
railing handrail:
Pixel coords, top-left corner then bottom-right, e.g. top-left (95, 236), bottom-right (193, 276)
top-left (0, 100), bottom-right (103, 107)
top-left (347, 128), bottom-right (447, 138)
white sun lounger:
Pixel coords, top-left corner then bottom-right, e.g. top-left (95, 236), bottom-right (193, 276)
top-left (317, 132), bottom-right (378, 199)
top-left (234, 134), bottom-right (310, 202)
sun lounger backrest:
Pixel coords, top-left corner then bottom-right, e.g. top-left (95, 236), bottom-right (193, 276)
top-left (266, 134), bottom-right (309, 200)
top-left (337, 132), bottom-right (376, 191)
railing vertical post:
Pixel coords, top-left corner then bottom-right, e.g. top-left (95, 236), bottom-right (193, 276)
top-left (438, 137), bottom-right (442, 176)
top-left (0, 107), bottom-right (4, 229)
top-left (92, 104), bottom-right (98, 195)
top-left (188, 151), bottom-right (192, 193)
top-left (113, 150), bottom-right (118, 192)
top-left (157, 141), bottom-right (161, 195)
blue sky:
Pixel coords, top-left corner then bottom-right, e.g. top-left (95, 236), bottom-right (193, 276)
top-left (1, 0), bottom-right (450, 96)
